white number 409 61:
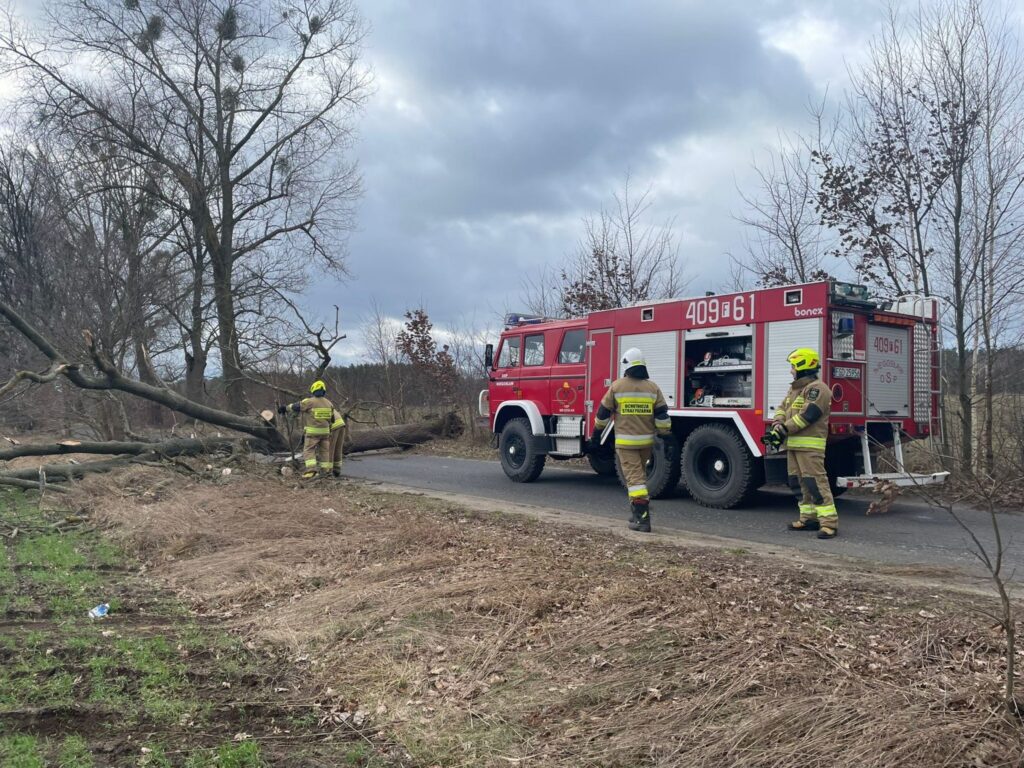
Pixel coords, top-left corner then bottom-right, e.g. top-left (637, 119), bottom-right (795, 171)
top-left (684, 294), bottom-right (755, 326)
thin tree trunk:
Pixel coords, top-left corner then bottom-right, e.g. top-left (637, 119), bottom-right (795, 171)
top-left (211, 254), bottom-right (246, 414)
top-left (185, 345), bottom-right (207, 404)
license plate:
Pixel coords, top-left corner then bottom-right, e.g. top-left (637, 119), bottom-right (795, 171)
top-left (833, 366), bottom-right (861, 379)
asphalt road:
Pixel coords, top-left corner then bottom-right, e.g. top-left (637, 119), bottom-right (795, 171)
top-left (342, 452), bottom-right (1024, 581)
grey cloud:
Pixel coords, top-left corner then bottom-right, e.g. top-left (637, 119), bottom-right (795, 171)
top-left (313, 0), bottom-right (877, 340)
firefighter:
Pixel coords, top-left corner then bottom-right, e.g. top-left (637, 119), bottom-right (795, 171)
top-left (278, 380), bottom-right (335, 479)
top-left (328, 407), bottom-right (347, 478)
top-left (593, 347), bottom-right (672, 533)
top-left (765, 348), bottom-right (837, 539)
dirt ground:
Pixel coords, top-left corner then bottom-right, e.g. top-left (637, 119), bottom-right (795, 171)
top-left (23, 462), bottom-right (1012, 768)
top-left (0, 483), bottom-right (404, 767)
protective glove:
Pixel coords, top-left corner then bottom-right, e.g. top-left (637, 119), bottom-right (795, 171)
top-left (760, 427), bottom-right (784, 448)
top-left (588, 434), bottom-right (603, 453)
top-left (276, 404), bottom-right (288, 415)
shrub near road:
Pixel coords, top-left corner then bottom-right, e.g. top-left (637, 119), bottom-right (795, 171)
top-left (48, 467), bottom-right (1021, 767)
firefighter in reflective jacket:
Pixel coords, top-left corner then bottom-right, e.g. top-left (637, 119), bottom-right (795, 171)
top-left (765, 348), bottom-right (837, 539)
top-left (328, 408), bottom-right (347, 478)
top-left (278, 380), bottom-right (335, 478)
top-left (593, 348), bottom-right (671, 533)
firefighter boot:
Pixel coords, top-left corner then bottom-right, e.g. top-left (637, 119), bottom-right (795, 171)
top-left (628, 499), bottom-right (651, 533)
top-left (788, 504), bottom-right (819, 531)
top-left (788, 519), bottom-right (820, 531)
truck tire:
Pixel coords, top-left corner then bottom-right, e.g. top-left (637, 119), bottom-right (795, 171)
top-left (498, 418), bottom-right (545, 483)
top-left (614, 434), bottom-right (681, 499)
top-left (588, 452), bottom-right (617, 476)
top-left (681, 424), bottom-right (762, 509)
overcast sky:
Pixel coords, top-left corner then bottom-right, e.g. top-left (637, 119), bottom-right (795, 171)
top-left (308, 0), bottom-right (888, 360)
top-left (1, 0), bottom-right (921, 361)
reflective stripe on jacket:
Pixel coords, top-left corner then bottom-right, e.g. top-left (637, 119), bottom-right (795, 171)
top-left (781, 375), bottom-right (831, 452)
top-left (595, 376), bottom-right (670, 448)
top-left (289, 396), bottom-right (335, 435)
top-left (330, 409), bottom-right (346, 431)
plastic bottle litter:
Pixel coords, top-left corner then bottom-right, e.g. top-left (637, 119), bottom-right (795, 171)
top-left (88, 602), bottom-right (110, 619)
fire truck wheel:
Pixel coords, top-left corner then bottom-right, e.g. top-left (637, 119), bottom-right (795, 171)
top-left (587, 452), bottom-right (617, 476)
top-left (614, 434), bottom-right (682, 499)
top-left (498, 418), bottom-right (546, 482)
top-left (681, 424), bottom-right (762, 509)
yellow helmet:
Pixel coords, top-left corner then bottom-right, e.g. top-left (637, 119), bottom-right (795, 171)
top-left (309, 379), bottom-right (327, 394)
top-left (787, 348), bottom-right (820, 372)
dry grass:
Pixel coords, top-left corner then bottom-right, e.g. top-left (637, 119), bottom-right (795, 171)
top-left (70, 467), bottom-right (1023, 768)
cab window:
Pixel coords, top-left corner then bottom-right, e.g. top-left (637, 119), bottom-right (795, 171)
top-left (523, 334), bottom-right (545, 366)
top-left (496, 336), bottom-right (520, 368)
top-left (558, 329), bottom-right (586, 364)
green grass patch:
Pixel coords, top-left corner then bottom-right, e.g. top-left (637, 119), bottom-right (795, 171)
top-left (0, 543), bottom-right (14, 586)
top-left (183, 740), bottom-right (266, 768)
top-left (86, 655), bottom-right (130, 709)
top-left (139, 743), bottom-right (174, 768)
top-left (14, 533), bottom-right (87, 570)
top-left (0, 734), bottom-right (45, 768)
top-left (57, 734), bottom-right (95, 768)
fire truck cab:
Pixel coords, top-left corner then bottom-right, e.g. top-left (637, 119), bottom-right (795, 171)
top-left (481, 280), bottom-right (948, 508)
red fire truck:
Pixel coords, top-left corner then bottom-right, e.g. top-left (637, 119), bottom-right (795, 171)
top-left (480, 280), bottom-right (948, 508)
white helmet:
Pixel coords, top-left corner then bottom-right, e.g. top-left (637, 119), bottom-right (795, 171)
top-left (622, 347), bottom-right (646, 371)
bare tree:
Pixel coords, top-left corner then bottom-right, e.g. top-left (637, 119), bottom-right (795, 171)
top-left (519, 263), bottom-right (564, 319)
top-left (558, 175), bottom-right (685, 316)
top-left (735, 119), bottom-right (835, 286)
top-left (361, 300), bottom-right (408, 421)
top-left (800, 0), bottom-right (1024, 475)
top-left (0, 0), bottom-right (370, 413)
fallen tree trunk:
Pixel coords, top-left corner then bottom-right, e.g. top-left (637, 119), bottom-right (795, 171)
top-left (0, 437), bottom-right (234, 463)
top-left (345, 413), bottom-right (464, 454)
top-left (0, 298), bottom-right (286, 449)
top-left (0, 437), bottom-right (237, 482)
top-left (1, 455), bottom-right (140, 481)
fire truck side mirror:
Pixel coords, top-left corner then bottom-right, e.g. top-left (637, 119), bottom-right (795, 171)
top-left (484, 343), bottom-right (494, 370)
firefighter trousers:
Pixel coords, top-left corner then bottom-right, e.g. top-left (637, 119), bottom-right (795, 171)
top-left (302, 434), bottom-right (332, 474)
top-left (329, 425), bottom-right (347, 473)
top-left (617, 446), bottom-right (653, 500)
top-left (787, 449), bottom-right (837, 529)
